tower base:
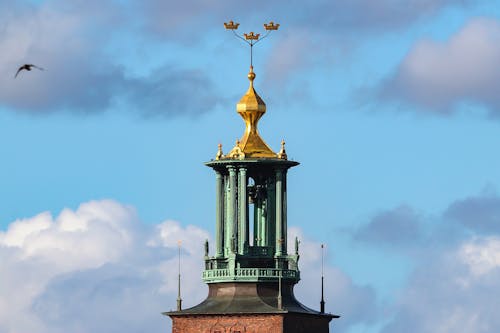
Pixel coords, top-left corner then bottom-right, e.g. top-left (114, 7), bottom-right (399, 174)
top-left (171, 313), bottom-right (332, 333)
top-left (165, 282), bottom-right (338, 333)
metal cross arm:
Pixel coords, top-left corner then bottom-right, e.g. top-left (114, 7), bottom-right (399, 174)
top-left (224, 20), bottom-right (280, 66)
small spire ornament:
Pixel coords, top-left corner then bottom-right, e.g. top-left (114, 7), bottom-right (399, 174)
top-left (277, 140), bottom-right (288, 160)
top-left (215, 143), bottom-right (224, 160)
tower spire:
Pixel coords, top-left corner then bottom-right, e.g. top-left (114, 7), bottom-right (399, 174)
top-left (222, 21), bottom-right (282, 159)
top-left (177, 240), bottom-right (182, 311)
top-left (320, 244), bottom-right (325, 313)
top-left (164, 22), bottom-right (339, 332)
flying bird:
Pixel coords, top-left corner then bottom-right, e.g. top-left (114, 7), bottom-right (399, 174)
top-left (14, 64), bottom-right (44, 78)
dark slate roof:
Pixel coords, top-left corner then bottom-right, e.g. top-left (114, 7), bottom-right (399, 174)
top-left (164, 283), bottom-right (338, 318)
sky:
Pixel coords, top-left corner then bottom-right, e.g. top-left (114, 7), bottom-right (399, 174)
top-left (1, 0), bottom-right (500, 332)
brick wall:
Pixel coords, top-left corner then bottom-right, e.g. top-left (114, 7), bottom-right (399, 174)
top-left (171, 313), bottom-right (330, 333)
top-left (172, 314), bottom-right (282, 333)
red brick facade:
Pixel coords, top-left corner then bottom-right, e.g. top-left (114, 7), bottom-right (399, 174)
top-left (171, 313), bottom-right (331, 333)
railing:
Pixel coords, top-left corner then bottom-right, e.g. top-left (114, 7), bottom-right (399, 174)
top-left (202, 268), bottom-right (299, 281)
top-left (202, 269), bottom-right (231, 278)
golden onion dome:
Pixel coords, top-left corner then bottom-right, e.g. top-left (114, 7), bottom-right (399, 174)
top-left (226, 66), bottom-right (276, 159)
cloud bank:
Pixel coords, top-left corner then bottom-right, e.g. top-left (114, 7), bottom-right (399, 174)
top-left (382, 236), bottom-right (500, 333)
top-left (3, 192), bottom-right (500, 333)
top-left (0, 1), bottom-right (219, 116)
top-left (354, 205), bottom-right (423, 246)
top-left (381, 17), bottom-right (500, 115)
top-left (0, 200), bottom-right (375, 333)
top-left (352, 189), bottom-right (500, 332)
top-left (0, 0), bottom-right (472, 116)
top-left (0, 200), bottom-right (209, 333)
top-left (444, 191), bottom-right (500, 233)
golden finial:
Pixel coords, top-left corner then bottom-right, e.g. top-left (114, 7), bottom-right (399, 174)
top-left (244, 32), bottom-right (260, 40)
top-left (215, 143), bottom-right (224, 160)
top-left (247, 66), bottom-right (256, 84)
top-left (229, 139), bottom-right (245, 160)
top-left (264, 21), bottom-right (280, 30)
top-left (224, 20), bottom-right (280, 67)
top-left (226, 66), bottom-right (275, 159)
top-left (223, 21), bottom-right (281, 159)
top-left (277, 139), bottom-right (288, 160)
top-left (224, 21), bottom-right (239, 30)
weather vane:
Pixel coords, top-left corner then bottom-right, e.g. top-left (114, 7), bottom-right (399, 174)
top-left (224, 20), bottom-right (280, 67)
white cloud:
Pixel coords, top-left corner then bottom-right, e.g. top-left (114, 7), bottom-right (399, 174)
top-left (0, 201), bottom-right (376, 333)
top-left (382, 235), bottom-right (500, 333)
top-left (0, 200), bottom-right (136, 269)
top-left (5, 195), bottom-right (499, 333)
top-left (460, 236), bottom-right (500, 276)
top-left (0, 211), bottom-right (52, 247)
top-left (289, 227), bottom-right (378, 330)
top-left (0, 200), bottom-right (208, 333)
top-left (381, 17), bottom-right (500, 114)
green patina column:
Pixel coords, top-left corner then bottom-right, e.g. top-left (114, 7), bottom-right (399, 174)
top-left (255, 198), bottom-right (264, 246)
top-left (253, 196), bottom-right (259, 246)
top-left (238, 167), bottom-right (248, 254)
top-left (266, 179), bottom-right (276, 249)
top-left (224, 175), bottom-right (230, 254)
top-left (255, 191), bottom-right (265, 247)
top-left (227, 166), bottom-right (237, 253)
top-left (275, 169), bottom-right (283, 256)
top-left (215, 171), bottom-right (224, 257)
top-left (259, 199), bottom-right (267, 247)
top-left (282, 170), bottom-right (288, 255)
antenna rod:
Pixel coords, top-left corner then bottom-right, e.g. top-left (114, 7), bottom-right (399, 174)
top-left (278, 269), bottom-right (283, 310)
top-left (250, 44), bottom-right (253, 67)
top-left (177, 240), bottom-right (182, 311)
top-left (320, 244), bottom-right (325, 313)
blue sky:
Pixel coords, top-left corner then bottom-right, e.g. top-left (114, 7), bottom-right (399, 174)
top-left (2, 1), bottom-right (500, 332)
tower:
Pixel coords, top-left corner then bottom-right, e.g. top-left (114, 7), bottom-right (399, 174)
top-left (165, 22), bottom-right (338, 333)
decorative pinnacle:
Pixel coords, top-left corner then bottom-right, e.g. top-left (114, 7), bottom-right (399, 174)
top-left (215, 143), bottom-right (224, 160)
top-left (278, 139), bottom-right (288, 160)
top-left (224, 20), bottom-right (280, 67)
